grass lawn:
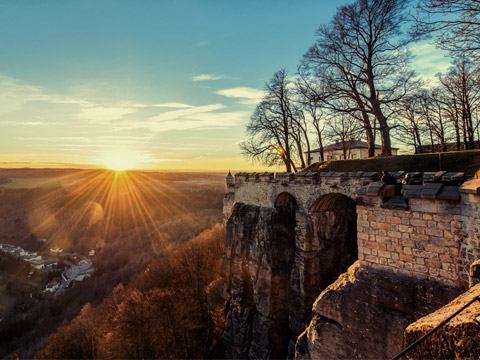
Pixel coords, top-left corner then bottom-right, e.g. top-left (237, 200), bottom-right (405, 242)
top-left (302, 150), bottom-right (480, 178)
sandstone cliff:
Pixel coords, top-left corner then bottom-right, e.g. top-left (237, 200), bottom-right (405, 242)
top-left (222, 200), bottom-right (357, 358)
top-left (295, 262), bottom-right (461, 359)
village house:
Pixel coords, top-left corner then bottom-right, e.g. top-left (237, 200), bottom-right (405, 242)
top-left (44, 280), bottom-right (60, 293)
top-left (307, 140), bottom-right (398, 163)
top-left (50, 246), bottom-right (63, 254)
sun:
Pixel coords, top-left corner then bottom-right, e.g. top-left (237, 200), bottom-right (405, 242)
top-left (101, 149), bottom-right (143, 171)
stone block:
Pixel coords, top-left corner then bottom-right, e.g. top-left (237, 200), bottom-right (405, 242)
top-left (402, 184), bottom-right (423, 198)
top-left (425, 259), bottom-right (441, 269)
top-left (378, 250), bottom-right (391, 259)
top-left (439, 269), bottom-right (457, 280)
top-left (377, 222), bottom-right (389, 230)
top-left (444, 230), bottom-right (454, 239)
top-left (438, 186), bottom-right (460, 201)
top-left (382, 184), bottom-right (396, 198)
top-left (437, 200), bottom-right (462, 215)
top-left (361, 171), bottom-right (378, 179)
top-left (426, 228), bottom-right (443, 238)
top-left (416, 257), bottom-right (425, 265)
top-left (459, 179), bottom-right (480, 194)
top-left (387, 231), bottom-right (402, 238)
top-left (421, 182), bottom-right (444, 199)
top-left (386, 216), bottom-right (401, 224)
top-left (410, 218), bottom-right (426, 227)
top-left (414, 264), bottom-right (428, 273)
top-left (366, 182), bottom-right (386, 196)
top-left (358, 232), bottom-right (369, 240)
top-left (409, 198), bottom-right (439, 213)
top-left (422, 172), bottom-right (436, 182)
top-left (400, 254), bottom-right (414, 262)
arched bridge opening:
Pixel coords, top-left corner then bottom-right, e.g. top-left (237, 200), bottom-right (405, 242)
top-left (310, 193), bottom-right (358, 290)
top-left (269, 192), bottom-right (297, 358)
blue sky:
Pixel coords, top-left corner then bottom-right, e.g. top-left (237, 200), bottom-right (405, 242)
top-left (0, 0), bottom-right (450, 170)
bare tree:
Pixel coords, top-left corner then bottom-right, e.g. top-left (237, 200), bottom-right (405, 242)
top-left (438, 58), bottom-right (480, 149)
top-left (393, 94), bottom-right (427, 152)
top-left (325, 111), bottom-right (364, 160)
top-left (303, 0), bottom-right (418, 156)
top-left (241, 69), bottom-right (303, 172)
top-left (295, 73), bottom-right (326, 162)
top-left (414, 0), bottom-right (480, 61)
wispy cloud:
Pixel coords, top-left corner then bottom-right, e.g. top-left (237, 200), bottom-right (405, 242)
top-left (192, 74), bottom-right (225, 81)
top-left (216, 86), bottom-right (264, 104)
top-left (132, 102), bottom-right (193, 108)
top-left (0, 73), bottom-right (91, 114)
top-left (196, 40), bottom-right (209, 47)
top-left (76, 106), bottom-right (137, 121)
top-left (16, 121), bottom-right (57, 126)
top-left (410, 42), bottom-right (451, 87)
top-left (150, 104), bottom-right (225, 121)
top-left (121, 103), bottom-right (248, 132)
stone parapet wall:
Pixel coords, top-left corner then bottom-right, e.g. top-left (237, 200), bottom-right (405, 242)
top-left (229, 171), bottom-right (377, 212)
top-left (356, 179), bottom-right (480, 289)
top-left (356, 201), bottom-right (463, 288)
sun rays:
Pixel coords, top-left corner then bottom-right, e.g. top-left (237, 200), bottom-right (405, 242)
top-left (21, 169), bottom-right (191, 259)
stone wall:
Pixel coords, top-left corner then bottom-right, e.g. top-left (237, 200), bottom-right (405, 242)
top-left (355, 179), bottom-right (480, 289)
top-left (226, 173), bottom-right (480, 290)
top-left (222, 171), bottom-right (480, 358)
top-left (224, 171), bottom-right (378, 214)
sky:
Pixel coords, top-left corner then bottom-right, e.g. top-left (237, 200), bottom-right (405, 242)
top-left (0, 0), bottom-right (451, 171)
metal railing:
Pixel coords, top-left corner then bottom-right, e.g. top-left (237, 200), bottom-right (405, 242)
top-left (392, 296), bottom-right (480, 360)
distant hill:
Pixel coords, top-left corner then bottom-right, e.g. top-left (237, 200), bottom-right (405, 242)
top-left (302, 150), bottom-right (480, 178)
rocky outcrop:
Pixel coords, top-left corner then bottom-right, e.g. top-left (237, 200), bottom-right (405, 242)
top-left (295, 262), bottom-right (461, 359)
top-left (222, 202), bottom-right (295, 359)
top-left (222, 200), bottom-right (358, 359)
top-left (403, 283), bottom-right (480, 359)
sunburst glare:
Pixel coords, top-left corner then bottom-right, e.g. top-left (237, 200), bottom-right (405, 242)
top-left (101, 149), bottom-right (144, 171)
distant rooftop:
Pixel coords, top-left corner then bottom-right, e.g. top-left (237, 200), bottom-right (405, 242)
top-left (309, 140), bottom-right (398, 153)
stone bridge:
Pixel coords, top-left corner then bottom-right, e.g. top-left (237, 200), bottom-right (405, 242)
top-left (222, 170), bottom-right (479, 358)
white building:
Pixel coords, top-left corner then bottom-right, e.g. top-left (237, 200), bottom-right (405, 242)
top-left (307, 140), bottom-right (398, 163)
top-left (50, 246), bottom-right (63, 254)
top-left (45, 280), bottom-right (60, 293)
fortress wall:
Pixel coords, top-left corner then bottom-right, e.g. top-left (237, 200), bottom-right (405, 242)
top-left (356, 199), bottom-right (464, 288)
top-left (224, 172), bottom-right (480, 290)
top-left (459, 180), bottom-right (480, 285)
top-left (227, 171), bottom-right (376, 212)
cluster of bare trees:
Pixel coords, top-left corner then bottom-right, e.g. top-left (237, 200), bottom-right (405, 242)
top-left (395, 58), bottom-right (480, 152)
top-left (242, 0), bottom-right (480, 172)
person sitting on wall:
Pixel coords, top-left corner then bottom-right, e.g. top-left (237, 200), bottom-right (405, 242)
top-left (381, 170), bottom-right (396, 185)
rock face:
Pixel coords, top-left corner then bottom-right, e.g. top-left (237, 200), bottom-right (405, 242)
top-left (404, 283), bottom-right (480, 359)
top-left (295, 262), bottom-right (461, 359)
top-left (222, 200), bottom-right (358, 359)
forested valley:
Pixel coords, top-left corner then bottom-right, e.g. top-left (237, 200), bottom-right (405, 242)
top-left (0, 169), bottom-right (225, 359)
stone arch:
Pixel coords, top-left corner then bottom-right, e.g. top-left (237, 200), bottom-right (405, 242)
top-left (268, 192), bottom-right (297, 358)
top-left (310, 193), bottom-right (358, 289)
